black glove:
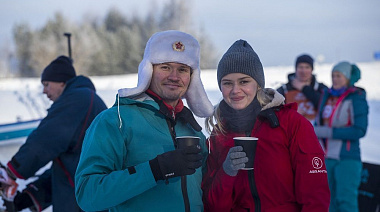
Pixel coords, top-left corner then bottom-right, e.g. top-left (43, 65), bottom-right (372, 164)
top-left (14, 191), bottom-right (34, 211)
top-left (13, 169), bottom-right (52, 212)
top-left (150, 145), bottom-right (203, 181)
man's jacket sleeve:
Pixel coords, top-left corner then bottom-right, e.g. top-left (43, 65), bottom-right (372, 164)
top-left (8, 91), bottom-right (90, 179)
top-left (75, 111), bottom-right (157, 211)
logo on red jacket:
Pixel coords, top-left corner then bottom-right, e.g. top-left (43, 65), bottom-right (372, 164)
top-left (309, 157), bottom-right (327, 174)
top-left (312, 157), bottom-right (323, 169)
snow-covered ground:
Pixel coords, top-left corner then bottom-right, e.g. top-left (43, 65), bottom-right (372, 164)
top-left (0, 62), bottom-right (379, 211)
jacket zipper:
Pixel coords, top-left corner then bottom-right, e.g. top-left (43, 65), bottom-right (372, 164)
top-left (181, 176), bottom-right (190, 212)
top-left (166, 112), bottom-right (190, 212)
top-left (248, 170), bottom-right (261, 212)
top-left (247, 131), bottom-right (260, 211)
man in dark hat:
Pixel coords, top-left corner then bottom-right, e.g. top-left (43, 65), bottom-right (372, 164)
top-left (40, 55), bottom-right (77, 102)
top-left (0, 55), bottom-right (107, 212)
top-left (277, 54), bottom-right (327, 122)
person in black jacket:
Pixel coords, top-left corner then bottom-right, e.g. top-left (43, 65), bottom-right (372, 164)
top-left (0, 56), bottom-right (107, 212)
top-left (277, 54), bottom-right (327, 122)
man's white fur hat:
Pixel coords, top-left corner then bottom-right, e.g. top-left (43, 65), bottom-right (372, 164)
top-left (118, 30), bottom-right (214, 118)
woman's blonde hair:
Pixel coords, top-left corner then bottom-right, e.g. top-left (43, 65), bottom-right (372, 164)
top-left (205, 87), bottom-right (276, 135)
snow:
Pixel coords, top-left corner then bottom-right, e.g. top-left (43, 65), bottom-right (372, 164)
top-left (0, 62), bottom-right (379, 211)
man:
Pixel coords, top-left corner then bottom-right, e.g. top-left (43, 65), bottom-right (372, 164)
top-left (277, 54), bottom-right (327, 122)
top-left (0, 55), bottom-right (107, 211)
top-left (75, 30), bottom-right (214, 212)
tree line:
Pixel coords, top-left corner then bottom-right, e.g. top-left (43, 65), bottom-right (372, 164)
top-left (12, 0), bottom-right (218, 77)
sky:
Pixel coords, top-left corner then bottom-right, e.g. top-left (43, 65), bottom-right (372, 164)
top-left (1, 0), bottom-right (380, 67)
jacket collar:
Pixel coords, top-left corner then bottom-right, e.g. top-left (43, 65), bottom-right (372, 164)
top-left (145, 89), bottom-right (202, 131)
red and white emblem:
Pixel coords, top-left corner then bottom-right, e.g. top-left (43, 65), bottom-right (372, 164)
top-left (172, 41), bottom-right (185, 52)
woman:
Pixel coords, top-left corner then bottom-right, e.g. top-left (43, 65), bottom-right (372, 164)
top-left (201, 40), bottom-right (330, 212)
top-left (314, 61), bottom-right (368, 212)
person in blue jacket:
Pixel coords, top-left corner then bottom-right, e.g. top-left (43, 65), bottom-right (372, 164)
top-left (0, 55), bottom-right (107, 212)
top-left (75, 30), bottom-right (214, 212)
top-left (314, 61), bottom-right (369, 212)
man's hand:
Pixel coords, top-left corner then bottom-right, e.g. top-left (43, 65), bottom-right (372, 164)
top-left (0, 168), bottom-right (18, 201)
top-left (150, 145), bottom-right (203, 181)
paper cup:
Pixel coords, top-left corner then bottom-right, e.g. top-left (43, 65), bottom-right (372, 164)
top-left (176, 136), bottom-right (200, 149)
top-left (233, 137), bottom-right (258, 170)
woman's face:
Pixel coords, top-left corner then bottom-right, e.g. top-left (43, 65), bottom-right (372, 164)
top-left (332, 71), bottom-right (349, 90)
top-left (221, 73), bottom-right (258, 110)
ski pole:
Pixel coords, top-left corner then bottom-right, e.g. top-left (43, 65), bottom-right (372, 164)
top-left (63, 33), bottom-right (72, 60)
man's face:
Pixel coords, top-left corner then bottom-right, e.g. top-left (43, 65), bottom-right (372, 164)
top-left (149, 62), bottom-right (192, 107)
top-left (295, 63), bottom-right (313, 82)
top-left (42, 81), bottom-right (66, 102)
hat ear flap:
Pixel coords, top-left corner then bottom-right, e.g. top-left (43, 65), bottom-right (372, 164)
top-left (118, 59), bottom-right (153, 97)
top-left (350, 64), bottom-right (361, 86)
top-left (184, 68), bottom-right (214, 118)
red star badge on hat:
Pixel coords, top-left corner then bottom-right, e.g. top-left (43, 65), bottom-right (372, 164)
top-left (172, 41), bottom-right (185, 52)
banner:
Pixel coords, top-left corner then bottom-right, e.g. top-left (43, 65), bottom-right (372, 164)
top-left (358, 162), bottom-right (380, 212)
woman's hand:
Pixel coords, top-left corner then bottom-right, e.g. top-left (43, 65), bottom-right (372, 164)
top-left (223, 146), bottom-right (248, 176)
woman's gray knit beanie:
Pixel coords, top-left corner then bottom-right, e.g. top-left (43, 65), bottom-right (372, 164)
top-left (217, 39), bottom-right (265, 89)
